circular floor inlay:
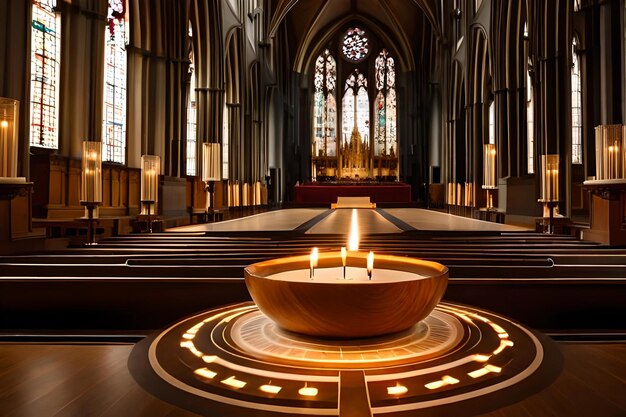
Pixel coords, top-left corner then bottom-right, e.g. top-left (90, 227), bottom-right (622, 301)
top-left (129, 302), bottom-right (561, 417)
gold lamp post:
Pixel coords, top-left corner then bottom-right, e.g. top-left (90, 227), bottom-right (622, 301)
top-left (80, 141), bottom-right (102, 245)
top-left (538, 154), bottom-right (560, 233)
top-left (202, 143), bottom-right (221, 221)
top-left (482, 144), bottom-right (497, 210)
top-left (140, 155), bottom-right (160, 233)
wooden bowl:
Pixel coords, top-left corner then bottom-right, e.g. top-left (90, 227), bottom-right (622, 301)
top-left (244, 252), bottom-right (448, 338)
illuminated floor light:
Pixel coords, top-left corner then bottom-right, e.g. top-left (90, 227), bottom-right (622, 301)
top-left (489, 322), bottom-right (507, 334)
top-left (498, 332), bottom-right (510, 339)
top-left (202, 355), bottom-right (217, 363)
top-left (425, 375), bottom-right (460, 390)
top-left (180, 340), bottom-right (203, 356)
top-left (221, 376), bottom-right (247, 389)
top-left (493, 339), bottom-right (514, 355)
top-left (260, 384), bottom-right (282, 394)
top-left (468, 364), bottom-right (502, 379)
top-left (182, 333), bottom-right (195, 340)
top-left (470, 313), bottom-right (490, 323)
top-left (473, 354), bottom-right (491, 362)
top-left (298, 386), bottom-right (318, 397)
top-left (387, 384), bottom-right (408, 395)
top-left (194, 368), bottom-right (217, 379)
top-left (185, 327), bottom-right (202, 335)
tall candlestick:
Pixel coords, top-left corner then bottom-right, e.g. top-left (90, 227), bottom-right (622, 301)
top-left (341, 247), bottom-right (347, 279)
top-left (81, 141), bottom-right (102, 204)
top-left (367, 251), bottom-right (374, 280)
top-left (310, 247), bottom-right (319, 279)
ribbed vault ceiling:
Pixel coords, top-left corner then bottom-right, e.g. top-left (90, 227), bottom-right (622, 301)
top-left (269, 0), bottom-right (441, 73)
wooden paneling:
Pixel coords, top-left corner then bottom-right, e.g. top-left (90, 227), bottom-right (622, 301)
top-left (31, 155), bottom-right (142, 219)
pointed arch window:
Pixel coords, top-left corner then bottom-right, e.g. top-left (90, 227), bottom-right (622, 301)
top-left (186, 38), bottom-right (197, 176)
top-left (102, 0), bottom-right (128, 164)
top-left (30, 0), bottom-right (61, 149)
top-left (574, 0), bottom-right (582, 12)
top-left (342, 71), bottom-right (369, 145)
top-left (374, 50), bottom-right (397, 156)
top-left (312, 50), bottom-right (337, 157)
top-left (488, 101), bottom-right (495, 145)
top-left (526, 59), bottom-right (535, 173)
top-left (222, 103), bottom-right (229, 179)
top-left (571, 37), bottom-right (583, 164)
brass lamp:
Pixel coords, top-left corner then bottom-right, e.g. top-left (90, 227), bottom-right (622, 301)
top-left (140, 155), bottom-right (160, 233)
top-left (538, 154), bottom-right (559, 233)
top-left (202, 143), bottom-right (221, 220)
top-left (0, 98), bottom-right (19, 178)
top-left (482, 144), bottom-right (497, 209)
top-left (80, 141), bottom-right (102, 245)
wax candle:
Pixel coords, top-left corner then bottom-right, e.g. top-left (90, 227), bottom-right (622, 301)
top-left (340, 247), bottom-right (347, 279)
top-left (310, 247), bottom-right (318, 279)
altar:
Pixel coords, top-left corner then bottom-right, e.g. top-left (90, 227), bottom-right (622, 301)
top-left (294, 182), bottom-right (411, 204)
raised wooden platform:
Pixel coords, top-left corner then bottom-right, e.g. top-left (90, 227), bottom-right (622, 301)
top-left (295, 182), bottom-right (411, 204)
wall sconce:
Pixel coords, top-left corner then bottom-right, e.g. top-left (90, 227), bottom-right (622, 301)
top-left (202, 143), bottom-right (221, 219)
top-left (538, 154), bottom-right (559, 233)
top-left (0, 98), bottom-right (19, 178)
top-left (81, 141), bottom-right (102, 245)
top-left (140, 155), bottom-right (160, 233)
top-left (482, 144), bottom-right (497, 209)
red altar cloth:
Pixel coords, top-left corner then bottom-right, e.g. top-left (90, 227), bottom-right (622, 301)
top-left (294, 183), bottom-right (412, 204)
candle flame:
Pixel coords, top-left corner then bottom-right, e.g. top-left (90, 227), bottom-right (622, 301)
top-left (348, 209), bottom-right (359, 251)
top-left (0, 120), bottom-right (8, 128)
top-left (310, 247), bottom-right (318, 269)
top-left (367, 251), bottom-right (374, 279)
top-left (340, 247), bottom-right (347, 266)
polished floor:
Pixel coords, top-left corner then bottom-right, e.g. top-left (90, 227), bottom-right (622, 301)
top-left (169, 208), bottom-right (530, 234)
top-left (0, 341), bottom-right (623, 417)
top-left (172, 208), bottom-right (326, 232)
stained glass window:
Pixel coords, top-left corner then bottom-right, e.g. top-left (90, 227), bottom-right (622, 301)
top-left (574, 0), bottom-right (582, 12)
top-left (30, 0), bottom-right (61, 149)
top-left (527, 59), bottom-right (535, 174)
top-left (312, 50), bottom-right (337, 157)
top-left (571, 38), bottom-right (582, 165)
top-left (342, 27), bottom-right (369, 62)
top-left (186, 46), bottom-right (197, 176)
top-left (342, 71), bottom-right (369, 145)
top-left (374, 50), bottom-right (397, 156)
top-left (102, 0), bottom-right (128, 164)
top-left (222, 103), bottom-right (229, 179)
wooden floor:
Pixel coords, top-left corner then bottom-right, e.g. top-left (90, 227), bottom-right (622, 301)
top-left (0, 342), bottom-right (624, 417)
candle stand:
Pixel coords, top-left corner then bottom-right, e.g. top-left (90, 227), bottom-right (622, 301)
top-left (80, 201), bottom-right (101, 245)
top-left (140, 199), bottom-right (155, 233)
top-left (202, 143), bottom-right (221, 222)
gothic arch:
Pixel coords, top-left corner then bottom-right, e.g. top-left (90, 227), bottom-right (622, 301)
top-left (297, 16), bottom-right (412, 75)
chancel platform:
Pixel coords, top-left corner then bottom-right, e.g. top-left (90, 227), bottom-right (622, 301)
top-left (130, 302), bottom-right (560, 417)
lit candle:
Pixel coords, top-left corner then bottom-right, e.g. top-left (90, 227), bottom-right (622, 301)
top-left (1, 120), bottom-right (8, 177)
top-left (310, 247), bottom-right (318, 279)
top-left (340, 247), bottom-right (347, 279)
top-left (367, 251), bottom-right (374, 280)
top-left (348, 209), bottom-right (359, 251)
